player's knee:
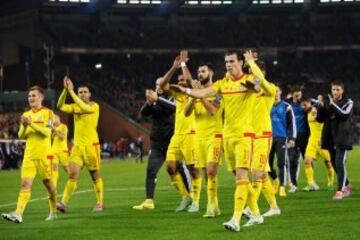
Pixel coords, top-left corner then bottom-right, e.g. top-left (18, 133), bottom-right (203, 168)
top-left (20, 180), bottom-right (32, 191)
top-left (166, 164), bottom-right (176, 176)
top-left (90, 171), bottom-right (100, 182)
top-left (188, 165), bottom-right (200, 178)
top-left (235, 168), bottom-right (248, 180)
top-left (252, 171), bottom-right (266, 181)
top-left (304, 158), bottom-right (312, 166)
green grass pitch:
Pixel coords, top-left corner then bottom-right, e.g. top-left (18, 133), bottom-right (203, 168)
top-left (0, 147), bottom-right (359, 240)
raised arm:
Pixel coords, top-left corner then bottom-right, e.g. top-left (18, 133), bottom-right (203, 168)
top-left (57, 78), bottom-right (74, 113)
top-left (159, 56), bottom-right (181, 90)
top-left (244, 50), bottom-right (275, 96)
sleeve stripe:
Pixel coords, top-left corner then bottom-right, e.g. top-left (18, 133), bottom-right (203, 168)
top-left (158, 96), bottom-right (176, 107)
top-left (289, 105), bottom-right (297, 139)
top-left (330, 99), bottom-right (353, 115)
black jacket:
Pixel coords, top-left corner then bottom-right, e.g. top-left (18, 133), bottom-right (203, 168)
top-left (317, 96), bottom-right (354, 150)
top-left (140, 96), bottom-right (175, 148)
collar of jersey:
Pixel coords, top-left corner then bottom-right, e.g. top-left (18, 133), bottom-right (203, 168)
top-left (230, 74), bottom-right (245, 82)
top-left (31, 106), bottom-right (44, 113)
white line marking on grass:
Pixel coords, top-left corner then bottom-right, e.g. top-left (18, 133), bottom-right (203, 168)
top-left (0, 186), bottom-right (172, 209)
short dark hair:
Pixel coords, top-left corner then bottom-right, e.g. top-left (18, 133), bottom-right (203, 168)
top-left (291, 85), bottom-right (302, 93)
top-left (78, 85), bottom-right (91, 92)
top-left (301, 94), bottom-right (312, 102)
top-left (198, 62), bottom-right (214, 72)
top-left (29, 85), bottom-right (44, 95)
top-left (331, 80), bottom-right (344, 89)
top-left (224, 50), bottom-right (245, 62)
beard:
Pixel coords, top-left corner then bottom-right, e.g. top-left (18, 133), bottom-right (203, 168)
top-left (199, 76), bottom-right (210, 85)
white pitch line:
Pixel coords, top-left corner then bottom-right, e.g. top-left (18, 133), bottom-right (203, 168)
top-left (0, 186), bottom-right (172, 209)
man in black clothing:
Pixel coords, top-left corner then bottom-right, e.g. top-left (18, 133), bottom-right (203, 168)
top-left (133, 78), bottom-right (190, 210)
top-left (317, 81), bottom-right (353, 200)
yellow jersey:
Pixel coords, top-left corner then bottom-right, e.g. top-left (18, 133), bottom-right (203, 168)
top-left (212, 73), bottom-right (257, 138)
top-left (193, 95), bottom-right (223, 138)
top-left (171, 91), bottom-right (196, 135)
top-left (52, 123), bottom-right (68, 152)
top-left (308, 108), bottom-right (323, 143)
top-left (58, 89), bottom-right (100, 146)
top-left (253, 84), bottom-right (276, 137)
top-left (18, 107), bottom-right (54, 159)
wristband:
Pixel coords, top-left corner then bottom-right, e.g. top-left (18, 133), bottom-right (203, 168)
top-left (181, 62), bottom-right (186, 67)
top-left (185, 88), bottom-right (191, 95)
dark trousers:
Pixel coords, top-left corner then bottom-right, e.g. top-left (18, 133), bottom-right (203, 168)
top-left (332, 148), bottom-right (350, 192)
top-left (269, 137), bottom-right (287, 186)
top-left (145, 146), bottom-right (191, 199)
top-left (287, 132), bottom-right (308, 186)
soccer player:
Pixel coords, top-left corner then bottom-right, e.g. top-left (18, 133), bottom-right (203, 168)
top-left (183, 62), bottom-right (223, 217)
top-left (287, 86), bottom-right (309, 192)
top-left (158, 53), bottom-right (198, 212)
top-left (242, 53), bottom-right (281, 220)
top-left (173, 50), bottom-right (259, 232)
top-left (133, 78), bottom-right (191, 210)
top-left (300, 96), bottom-right (335, 191)
top-left (51, 114), bottom-right (70, 188)
top-left (56, 77), bottom-right (104, 212)
top-left (317, 81), bottom-right (353, 200)
top-left (1, 86), bottom-right (57, 223)
top-left (269, 85), bottom-right (296, 197)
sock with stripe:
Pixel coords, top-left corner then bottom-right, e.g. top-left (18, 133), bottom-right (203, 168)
top-left (94, 178), bottom-right (104, 205)
top-left (262, 176), bottom-right (279, 209)
top-left (61, 179), bottom-right (77, 205)
top-left (171, 172), bottom-right (190, 198)
top-left (15, 190), bottom-right (31, 216)
top-left (233, 179), bottom-right (249, 221)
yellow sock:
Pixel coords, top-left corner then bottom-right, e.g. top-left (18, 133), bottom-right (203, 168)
top-left (191, 177), bottom-right (202, 205)
top-left (171, 172), bottom-right (190, 198)
top-left (233, 179), bottom-right (249, 221)
top-left (48, 192), bottom-right (57, 214)
top-left (15, 190), bottom-right (31, 216)
top-left (247, 180), bottom-right (262, 216)
top-left (94, 178), bottom-right (104, 205)
top-left (327, 166), bottom-right (335, 186)
top-left (262, 176), bottom-right (278, 209)
top-left (207, 175), bottom-right (218, 208)
top-left (61, 179), bottom-right (77, 204)
top-left (52, 168), bottom-right (59, 189)
top-left (305, 165), bottom-right (314, 185)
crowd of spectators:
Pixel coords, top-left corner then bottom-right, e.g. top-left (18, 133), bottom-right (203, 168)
top-left (0, 114), bottom-right (24, 170)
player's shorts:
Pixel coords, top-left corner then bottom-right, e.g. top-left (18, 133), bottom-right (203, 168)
top-left (70, 143), bottom-right (101, 171)
top-left (166, 133), bottom-right (195, 165)
top-left (223, 133), bottom-right (254, 172)
top-left (54, 150), bottom-right (69, 167)
top-left (21, 154), bottom-right (55, 180)
top-left (251, 134), bottom-right (273, 172)
top-left (194, 134), bottom-right (223, 168)
top-left (305, 140), bottom-right (330, 161)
